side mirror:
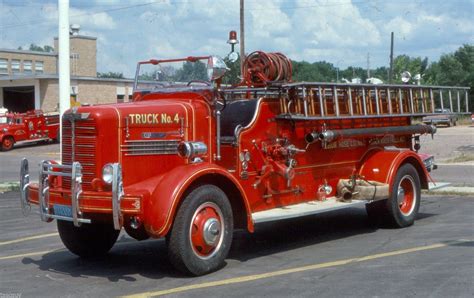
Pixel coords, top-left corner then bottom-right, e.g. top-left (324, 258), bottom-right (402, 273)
top-left (207, 56), bottom-right (229, 81)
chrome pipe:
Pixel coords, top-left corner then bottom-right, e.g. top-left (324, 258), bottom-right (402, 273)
top-left (305, 132), bottom-right (320, 144)
top-left (216, 110), bottom-right (222, 161)
top-left (318, 124), bottom-right (437, 143)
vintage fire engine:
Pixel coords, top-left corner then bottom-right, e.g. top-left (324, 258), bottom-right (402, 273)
top-left (0, 110), bottom-right (59, 151)
top-left (20, 52), bottom-right (470, 275)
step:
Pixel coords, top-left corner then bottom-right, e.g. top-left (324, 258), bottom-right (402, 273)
top-left (252, 198), bottom-right (367, 224)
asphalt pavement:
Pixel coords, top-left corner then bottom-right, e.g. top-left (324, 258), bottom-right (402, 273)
top-left (0, 191), bottom-right (473, 297)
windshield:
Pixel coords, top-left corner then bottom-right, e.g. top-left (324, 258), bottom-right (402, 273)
top-left (135, 57), bottom-right (211, 90)
top-left (0, 116), bottom-right (12, 124)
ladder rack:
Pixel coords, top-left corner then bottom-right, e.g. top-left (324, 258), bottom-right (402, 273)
top-left (273, 82), bottom-right (470, 120)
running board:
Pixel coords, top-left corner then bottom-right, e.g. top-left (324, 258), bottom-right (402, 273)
top-left (252, 198), bottom-right (367, 224)
top-left (16, 138), bottom-right (50, 145)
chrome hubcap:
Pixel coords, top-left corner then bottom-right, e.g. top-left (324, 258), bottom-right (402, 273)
top-left (203, 218), bottom-right (221, 245)
top-left (397, 186), bottom-right (405, 206)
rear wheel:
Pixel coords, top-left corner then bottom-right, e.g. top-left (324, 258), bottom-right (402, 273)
top-left (366, 164), bottom-right (421, 228)
top-left (57, 220), bottom-right (120, 257)
top-left (1, 136), bottom-right (14, 151)
top-left (167, 185), bottom-right (233, 276)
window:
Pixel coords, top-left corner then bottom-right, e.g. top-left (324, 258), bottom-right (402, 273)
top-left (11, 60), bottom-right (20, 73)
top-left (0, 59), bottom-right (7, 74)
top-left (35, 61), bottom-right (44, 74)
top-left (117, 94), bottom-right (125, 103)
top-left (24, 60), bottom-right (32, 73)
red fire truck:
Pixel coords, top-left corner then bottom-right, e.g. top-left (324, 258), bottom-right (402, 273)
top-left (0, 110), bottom-right (59, 151)
top-left (20, 52), bottom-right (470, 275)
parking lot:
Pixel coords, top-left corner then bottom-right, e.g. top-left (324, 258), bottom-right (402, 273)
top-left (1, 125), bottom-right (473, 297)
top-left (0, 191), bottom-right (473, 297)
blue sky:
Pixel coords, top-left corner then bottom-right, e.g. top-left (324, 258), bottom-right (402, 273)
top-left (1, 0), bottom-right (473, 78)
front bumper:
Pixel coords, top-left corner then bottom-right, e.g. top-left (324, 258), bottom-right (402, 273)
top-left (20, 158), bottom-right (129, 230)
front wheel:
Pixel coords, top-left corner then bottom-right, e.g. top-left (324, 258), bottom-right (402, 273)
top-left (1, 136), bottom-right (14, 151)
top-left (57, 220), bottom-right (120, 257)
top-left (167, 185), bottom-right (233, 276)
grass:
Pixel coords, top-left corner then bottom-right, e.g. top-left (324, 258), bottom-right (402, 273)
top-left (444, 153), bottom-right (474, 163)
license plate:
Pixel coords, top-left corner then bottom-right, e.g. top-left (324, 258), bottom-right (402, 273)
top-left (53, 204), bottom-right (72, 218)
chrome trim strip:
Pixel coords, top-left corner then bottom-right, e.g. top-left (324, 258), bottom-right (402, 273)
top-left (111, 163), bottom-right (123, 230)
top-left (20, 158), bottom-right (31, 216)
top-left (71, 162), bottom-right (83, 227)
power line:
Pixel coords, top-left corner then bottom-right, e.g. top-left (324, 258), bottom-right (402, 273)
top-left (0, 0), bottom-right (166, 29)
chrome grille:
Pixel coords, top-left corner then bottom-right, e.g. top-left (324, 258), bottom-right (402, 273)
top-left (62, 118), bottom-right (97, 191)
top-left (121, 140), bottom-right (179, 156)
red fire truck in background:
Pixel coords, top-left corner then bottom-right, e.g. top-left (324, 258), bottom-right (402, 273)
top-left (20, 52), bottom-right (470, 275)
top-left (0, 110), bottom-right (59, 151)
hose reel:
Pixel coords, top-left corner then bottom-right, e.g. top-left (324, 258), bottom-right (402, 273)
top-left (242, 51), bottom-right (292, 87)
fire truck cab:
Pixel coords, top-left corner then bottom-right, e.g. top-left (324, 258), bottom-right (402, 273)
top-left (20, 52), bottom-right (470, 275)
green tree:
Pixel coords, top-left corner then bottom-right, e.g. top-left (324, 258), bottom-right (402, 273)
top-left (97, 72), bottom-right (124, 79)
top-left (222, 56), bottom-right (241, 85)
top-left (28, 44), bottom-right (54, 52)
top-left (174, 61), bottom-right (208, 82)
top-left (392, 55), bottom-right (429, 83)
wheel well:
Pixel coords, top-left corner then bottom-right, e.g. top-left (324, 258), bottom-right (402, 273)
top-left (2, 135), bottom-right (14, 142)
top-left (401, 157), bottom-right (428, 189)
top-left (180, 174), bottom-right (248, 230)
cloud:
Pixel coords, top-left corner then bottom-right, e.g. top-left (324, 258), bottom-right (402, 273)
top-left (0, 0), bottom-right (472, 77)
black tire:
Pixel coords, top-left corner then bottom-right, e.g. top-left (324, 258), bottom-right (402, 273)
top-left (366, 164), bottom-right (421, 228)
top-left (57, 220), bottom-right (120, 258)
top-left (167, 185), bottom-right (233, 276)
top-left (1, 136), bottom-right (14, 151)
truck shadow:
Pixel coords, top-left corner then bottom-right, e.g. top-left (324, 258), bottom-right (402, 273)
top-left (20, 207), bottom-right (437, 281)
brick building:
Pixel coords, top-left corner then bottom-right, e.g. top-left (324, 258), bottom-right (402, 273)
top-left (0, 26), bottom-right (134, 113)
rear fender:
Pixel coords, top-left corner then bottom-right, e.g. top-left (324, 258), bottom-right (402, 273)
top-left (143, 163), bottom-right (252, 238)
top-left (358, 148), bottom-right (429, 195)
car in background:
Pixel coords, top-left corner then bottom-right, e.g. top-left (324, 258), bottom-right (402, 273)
top-left (422, 108), bottom-right (457, 127)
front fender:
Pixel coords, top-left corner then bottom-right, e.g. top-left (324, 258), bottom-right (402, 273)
top-left (142, 162), bottom-right (251, 238)
top-left (358, 148), bottom-right (430, 194)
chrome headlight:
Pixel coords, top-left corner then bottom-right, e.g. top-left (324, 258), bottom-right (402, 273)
top-left (102, 163), bottom-right (114, 184)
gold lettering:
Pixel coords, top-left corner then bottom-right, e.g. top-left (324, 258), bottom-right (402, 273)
top-left (147, 114), bottom-right (153, 124)
top-left (140, 114), bottom-right (146, 124)
top-left (135, 114), bottom-right (141, 124)
top-left (129, 114), bottom-right (135, 124)
top-left (153, 114), bottom-right (159, 124)
top-left (174, 113), bottom-right (179, 123)
top-left (161, 113), bottom-right (171, 124)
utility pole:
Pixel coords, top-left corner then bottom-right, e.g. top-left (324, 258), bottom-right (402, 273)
top-left (58, 0), bottom-right (70, 159)
top-left (366, 53), bottom-right (370, 79)
top-left (389, 31), bottom-right (394, 83)
top-left (240, 0), bottom-right (245, 74)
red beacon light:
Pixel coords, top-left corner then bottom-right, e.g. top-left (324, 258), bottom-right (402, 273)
top-left (227, 30), bottom-right (238, 45)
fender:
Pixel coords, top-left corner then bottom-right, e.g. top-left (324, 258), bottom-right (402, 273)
top-left (142, 162), bottom-right (252, 238)
top-left (358, 148), bottom-right (430, 194)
